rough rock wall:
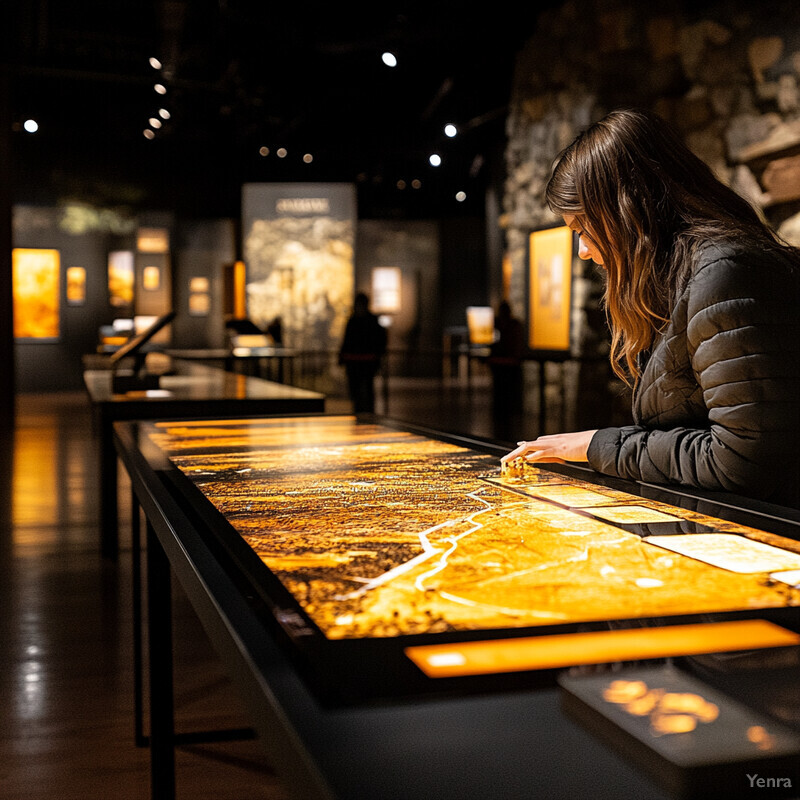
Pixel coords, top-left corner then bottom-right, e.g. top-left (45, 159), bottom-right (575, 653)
top-left (503, 0), bottom-right (800, 430)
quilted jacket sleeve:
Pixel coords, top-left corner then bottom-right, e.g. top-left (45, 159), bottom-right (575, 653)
top-left (587, 247), bottom-right (800, 507)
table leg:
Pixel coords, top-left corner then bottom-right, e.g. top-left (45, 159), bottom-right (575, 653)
top-left (146, 521), bottom-right (175, 800)
top-left (133, 491), bottom-right (147, 747)
top-left (99, 414), bottom-right (119, 560)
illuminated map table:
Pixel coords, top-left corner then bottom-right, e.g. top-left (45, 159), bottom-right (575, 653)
top-left (115, 414), bottom-right (800, 800)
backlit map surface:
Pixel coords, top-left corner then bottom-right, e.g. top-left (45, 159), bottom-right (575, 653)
top-left (145, 416), bottom-right (800, 640)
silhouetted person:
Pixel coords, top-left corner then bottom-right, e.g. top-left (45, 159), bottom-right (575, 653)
top-left (339, 292), bottom-right (387, 413)
top-left (488, 301), bottom-right (525, 438)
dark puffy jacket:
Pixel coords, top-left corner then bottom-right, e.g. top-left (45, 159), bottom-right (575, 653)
top-left (587, 241), bottom-right (800, 509)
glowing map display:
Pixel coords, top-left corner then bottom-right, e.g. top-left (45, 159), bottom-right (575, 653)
top-left (145, 415), bottom-right (800, 640)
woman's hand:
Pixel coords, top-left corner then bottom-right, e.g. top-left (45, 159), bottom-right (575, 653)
top-left (501, 430), bottom-right (598, 466)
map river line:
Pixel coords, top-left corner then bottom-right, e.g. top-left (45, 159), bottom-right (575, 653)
top-left (146, 416), bottom-right (800, 640)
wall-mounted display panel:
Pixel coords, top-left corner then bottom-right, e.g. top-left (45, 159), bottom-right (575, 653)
top-left (189, 277), bottom-right (210, 293)
top-left (527, 225), bottom-right (574, 352)
top-left (13, 248), bottom-right (60, 340)
top-left (242, 183), bottom-right (355, 351)
top-left (66, 266), bottom-right (86, 305)
top-left (136, 227), bottom-right (169, 254)
top-left (188, 292), bottom-right (210, 316)
top-left (466, 306), bottom-right (494, 345)
top-left (108, 250), bottom-right (135, 309)
top-left (142, 265), bottom-right (161, 290)
top-left (371, 267), bottom-right (402, 313)
top-left (188, 276), bottom-right (211, 316)
top-left (133, 415), bottom-right (800, 706)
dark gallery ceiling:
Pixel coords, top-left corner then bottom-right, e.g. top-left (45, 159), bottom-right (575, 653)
top-left (8, 1), bottom-right (554, 219)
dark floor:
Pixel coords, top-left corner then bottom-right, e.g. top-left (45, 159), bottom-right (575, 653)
top-left (0, 376), bottom-right (525, 799)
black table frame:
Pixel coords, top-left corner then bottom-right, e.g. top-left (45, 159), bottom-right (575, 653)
top-left (114, 415), bottom-right (800, 800)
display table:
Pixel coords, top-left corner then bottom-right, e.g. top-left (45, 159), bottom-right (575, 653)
top-left (84, 360), bottom-right (325, 558)
top-left (165, 346), bottom-right (297, 383)
top-left (114, 414), bottom-right (800, 800)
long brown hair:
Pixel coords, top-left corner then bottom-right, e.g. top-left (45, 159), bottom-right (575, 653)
top-left (545, 108), bottom-right (787, 382)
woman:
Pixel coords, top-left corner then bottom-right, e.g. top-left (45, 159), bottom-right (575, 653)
top-left (502, 108), bottom-right (800, 509)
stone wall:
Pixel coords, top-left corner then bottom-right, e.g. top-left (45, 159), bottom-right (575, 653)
top-left (503, 0), bottom-right (800, 430)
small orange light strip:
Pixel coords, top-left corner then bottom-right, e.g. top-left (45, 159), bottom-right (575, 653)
top-left (405, 620), bottom-right (800, 678)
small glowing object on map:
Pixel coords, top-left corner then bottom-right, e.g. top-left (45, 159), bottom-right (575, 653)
top-left (645, 534), bottom-right (800, 574)
top-left (499, 459), bottom-right (564, 482)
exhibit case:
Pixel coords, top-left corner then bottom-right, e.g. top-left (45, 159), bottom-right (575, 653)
top-left (129, 415), bottom-right (800, 691)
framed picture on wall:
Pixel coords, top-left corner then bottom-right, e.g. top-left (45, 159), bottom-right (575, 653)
top-left (526, 225), bottom-right (574, 353)
top-left (12, 248), bottom-right (61, 340)
top-left (108, 250), bottom-right (135, 310)
top-left (66, 266), bottom-right (87, 305)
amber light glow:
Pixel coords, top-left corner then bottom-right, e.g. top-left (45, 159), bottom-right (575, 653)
top-left (13, 248), bottom-right (60, 339)
top-left (405, 620), bottom-right (800, 678)
top-left (528, 225), bottom-right (573, 351)
top-left (602, 678), bottom-right (719, 736)
top-left (147, 416), bottom-right (800, 640)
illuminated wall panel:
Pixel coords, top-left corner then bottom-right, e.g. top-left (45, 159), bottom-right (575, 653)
top-left (66, 266), bottom-right (86, 305)
top-left (528, 225), bottom-right (573, 351)
top-left (242, 183), bottom-right (356, 351)
top-left (13, 248), bottom-right (60, 339)
top-left (108, 250), bottom-right (135, 309)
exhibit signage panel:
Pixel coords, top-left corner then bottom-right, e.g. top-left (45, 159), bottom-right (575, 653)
top-left (242, 183), bottom-right (356, 352)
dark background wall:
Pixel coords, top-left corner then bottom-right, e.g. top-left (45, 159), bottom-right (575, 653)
top-left (13, 206), bottom-right (136, 391)
top-left (13, 1), bottom-right (800, 395)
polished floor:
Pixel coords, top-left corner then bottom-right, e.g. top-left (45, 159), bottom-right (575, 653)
top-left (1, 377), bottom-right (524, 800)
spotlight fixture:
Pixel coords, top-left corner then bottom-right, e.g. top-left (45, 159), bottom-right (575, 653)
top-left (259, 146), bottom-right (270, 157)
top-left (381, 52), bottom-right (397, 67)
top-left (23, 119), bottom-right (39, 133)
top-left (455, 191), bottom-right (467, 202)
top-left (277, 148), bottom-right (287, 158)
top-left (303, 153), bottom-right (313, 163)
top-left (158, 108), bottom-right (170, 120)
top-left (154, 83), bottom-right (167, 95)
top-left (444, 123), bottom-right (458, 137)
top-left (429, 153), bottom-right (441, 167)
top-left (149, 57), bottom-right (162, 70)
top-left (143, 129), bottom-right (155, 139)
